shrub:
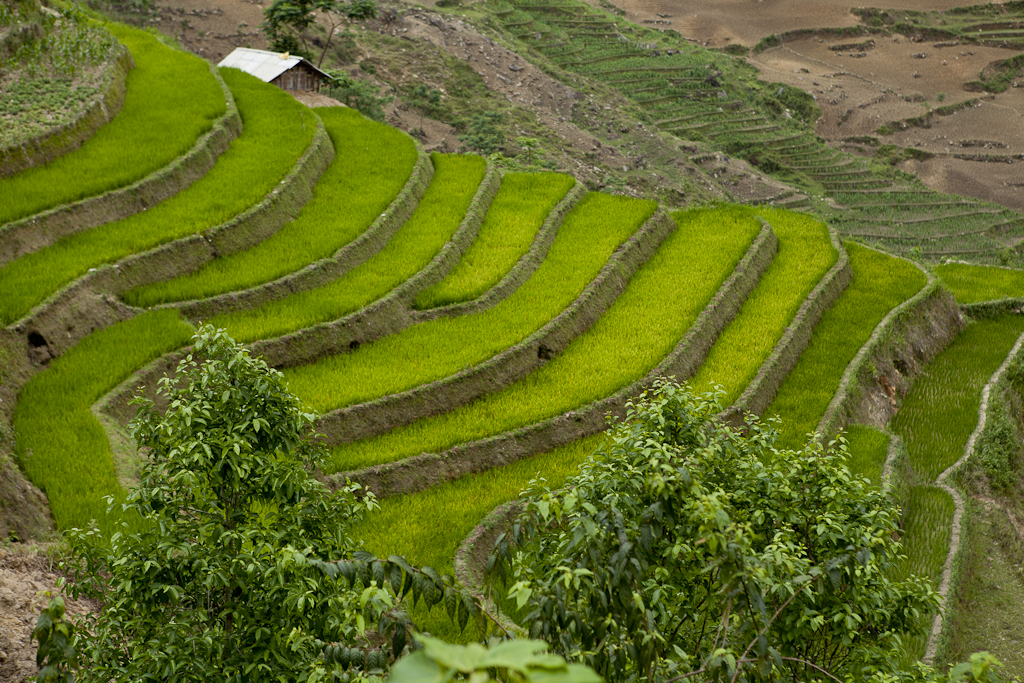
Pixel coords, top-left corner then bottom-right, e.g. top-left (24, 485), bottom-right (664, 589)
top-left (487, 380), bottom-right (940, 683)
top-left (62, 326), bottom-right (485, 681)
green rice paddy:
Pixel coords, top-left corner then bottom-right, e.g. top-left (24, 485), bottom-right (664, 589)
top-left (324, 205), bottom-right (760, 472)
top-left (414, 173), bottom-right (576, 309)
top-left (124, 107), bottom-right (418, 306)
top-left (687, 207), bottom-right (836, 403)
top-left (0, 25), bottom-right (226, 226)
top-left (208, 153), bottom-right (487, 342)
top-left (0, 69), bottom-right (315, 324)
top-left (282, 191), bottom-right (655, 413)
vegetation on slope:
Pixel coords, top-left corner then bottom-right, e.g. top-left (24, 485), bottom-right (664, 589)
top-left (414, 173), bottom-right (576, 309)
top-left (688, 207), bottom-right (835, 403)
top-left (769, 243), bottom-right (927, 447)
top-left (0, 24), bottom-right (225, 225)
top-left (0, 69), bottom-right (315, 324)
top-left (124, 107), bottom-right (419, 306)
top-left (282, 190), bottom-right (654, 412)
top-left (208, 152), bottom-right (486, 342)
top-left (13, 310), bottom-right (193, 533)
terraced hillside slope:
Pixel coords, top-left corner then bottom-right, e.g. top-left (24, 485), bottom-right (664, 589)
top-left (5, 5), bottom-right (1024, 680)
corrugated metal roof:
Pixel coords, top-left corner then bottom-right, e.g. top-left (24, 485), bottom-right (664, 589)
top-left (218, 48), bottom-right (328, 83)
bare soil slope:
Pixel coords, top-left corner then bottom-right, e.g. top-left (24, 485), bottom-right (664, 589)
top-left (750, 35), bottom-right (1024, 210)
top-left (591, 0), bottom-right (996, 47)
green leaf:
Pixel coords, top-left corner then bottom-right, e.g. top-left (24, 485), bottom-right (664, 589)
top-left (385, 650), bottom-right (450, 683)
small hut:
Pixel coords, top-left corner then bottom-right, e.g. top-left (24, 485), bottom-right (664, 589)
top-left (218, 48), bottom-right (329, 92)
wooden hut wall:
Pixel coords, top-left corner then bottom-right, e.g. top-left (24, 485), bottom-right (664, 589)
top-left (271, 64), bottom-right (322, 92)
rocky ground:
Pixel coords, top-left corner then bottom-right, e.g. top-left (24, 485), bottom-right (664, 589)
top-left (0, 547), bottom-right (94, 683)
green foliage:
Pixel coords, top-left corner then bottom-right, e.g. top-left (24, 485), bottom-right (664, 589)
top-left (13, 310), bottom-right (193, 533)
top-left (209, 152), bottom-right (486, 342)
top-left (975, 398), bottom-right (1019, 489)
top-left (262, 0), bottom-right (376, 66)
top-left (0, 25), bottom-right (225, 226)
top-left (760, 82), bottom-right (820, 125)
top-left (323, 69), bottom-right (391, 122)
top-left (460, 111), bottom-right (506, 155)
top-left (387, 635), bottom-right (600, 683)
top-left (125, 107), bottom-right (417, 307)
top-left (0, 69), bottom-right (315, 324)
top-left (3, 3), bottom-right (116, 78)
top-left (32, 595), bottom-right (80, 683)
top-left (487, 380), bottom-right (939, 683)
top-left (62, 325), bottom-right (482, 681)
top-left (414, 173), bottom-right (576, 309)
top-left (753, 33), bottom-right (782, 53)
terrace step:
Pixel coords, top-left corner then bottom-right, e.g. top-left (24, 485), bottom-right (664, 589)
top-left (328, 211), bottom-right (778, 495)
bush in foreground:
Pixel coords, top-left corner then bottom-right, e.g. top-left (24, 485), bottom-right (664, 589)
top-left (59, 326), bottom-right (480, 682)
top-left (488, 380), bottom-right (942, 683)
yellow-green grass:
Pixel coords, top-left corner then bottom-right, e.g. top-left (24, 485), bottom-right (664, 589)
top-left (208, 153), bottom-right (486, 343)
top-left (413, 173), bottom-right (577, 309)
top-left (356, 434), bottom-right (602, 641)
top-left (124, 108), bottom-right (418, 307)
top-left (891, 315), bottom-right (1024, 481)
top-left (0, 70), bottom-right (316, 325)
top-left (843, 425), bottom-right (890, 487)
top-left (897, 484), bottom-right (956, 662)
top-left (768, 244), bottom-right (926, 448)
top-left (13, 309), bottom-right (194, 534)
top-left (0, 25), bottom-right (226, 226)
top-left (324, 206), bottom-right (760, 473)
top-left (282, 192), bottom-right (655, 413)
top-left (687, 207), bottom-right (836, 404)
top-left (935, 263), bottom-right (1024, 304)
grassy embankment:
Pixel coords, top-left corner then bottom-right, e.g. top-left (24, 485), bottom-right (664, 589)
top-left (124, 107), bottom-right (418, 307)
top-left (281, 190), bottom-right (650, 413)
top-left (890, 315), bottom-right (1024, 661)
top-left (0, 25), bottom-right (225, 225)
top-left (325, 206), bottom-right (764, 473)
top-left (768, 243), bottom-right (927, 448)
top-left (207, 153), bottom-right (486, 342)
top-left (13, 310), bottom-right (194, 533)
top-left (413, 173), bottom-right (577, 309)
top-left (0, 69), bottom-right (315, 325)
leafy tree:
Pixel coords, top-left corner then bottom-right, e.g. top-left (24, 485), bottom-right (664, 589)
top-left (487, 380), bottom-right (941, 683)
top-left (459, 111), bottom-right (506, 155)
top-left (61, 326), bottom-right (483, 682)
top-left (262, 0), bottom-right (376, 66)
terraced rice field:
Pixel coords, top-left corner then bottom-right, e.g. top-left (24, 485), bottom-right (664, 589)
top-left (7, 16), bottom-right (1024, 671)
top-left (0, 25), bottom-right (227, 226)
top-left (487, 0), bottom-right (1024, 263)
top-left (0, 69), bottom-right (316, 324)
